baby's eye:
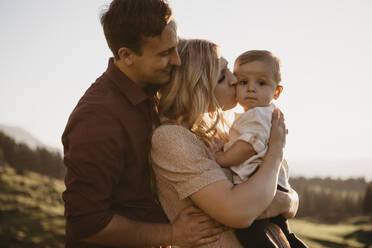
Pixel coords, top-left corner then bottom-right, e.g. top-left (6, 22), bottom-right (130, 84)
top-left (259, 81), bottom-right (266, 86)
top-left (239, 81), bottom-right (248, 85)
top-left (218, 75), bottom-right (226, 84)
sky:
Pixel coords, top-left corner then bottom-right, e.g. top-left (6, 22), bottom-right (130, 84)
top-left (1, 0), bottom-right (371, 178)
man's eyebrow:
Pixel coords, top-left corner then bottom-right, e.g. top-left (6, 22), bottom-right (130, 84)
top-left (157, 46), bottom-right (175, 55)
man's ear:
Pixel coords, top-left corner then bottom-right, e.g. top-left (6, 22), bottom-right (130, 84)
top-left (273, 85), bottom-right (283, 100)
top-left (117, 47), bottom-right (135, 66)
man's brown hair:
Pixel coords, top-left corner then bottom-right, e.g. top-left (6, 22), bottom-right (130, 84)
top-left (101, 0), bottom-right (172, 59)
top-left (235, 50), bottom-right (282, 83)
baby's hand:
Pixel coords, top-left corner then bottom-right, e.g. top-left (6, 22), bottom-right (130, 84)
top-left (256, 190), bottom-right (291, 219)
top-left (214, 151), bottom-right (227, 168)
top-left (214, 150), bottom-right (223, 159)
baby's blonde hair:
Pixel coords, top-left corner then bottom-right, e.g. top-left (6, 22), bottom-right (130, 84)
top-left (158, 38), bottom-right (221, 141)
top-left (235, 50), bottom-right (282, 83)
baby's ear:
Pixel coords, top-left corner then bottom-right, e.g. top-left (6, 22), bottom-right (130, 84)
top-left (273, 85), bottom-right (283, 100)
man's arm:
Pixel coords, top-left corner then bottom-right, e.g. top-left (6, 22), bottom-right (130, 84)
top-left (83, 205), bottom-right (225, 247)
top-left (256, 188), bottom-right (299, 220)
top-left (215, 140), bottom-right (256, 167)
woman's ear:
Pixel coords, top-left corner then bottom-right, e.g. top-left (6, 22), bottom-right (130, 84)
top-left (117, 47), bottom-right (134, 66)
top-left (273, 85), bottom-right (283, 100)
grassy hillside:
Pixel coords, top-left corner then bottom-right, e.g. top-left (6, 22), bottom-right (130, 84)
top-left (0, 165), bottom-right (65, 247)
top-left (0, 164), bottom-right (371, 248)
top-left (290, 218), bottom-right (372, 248)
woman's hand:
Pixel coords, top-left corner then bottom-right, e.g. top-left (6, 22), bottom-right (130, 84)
top-left (267, 108), bottom-right (286, 159)
top-left (256, 189), bottom-right (299, 220)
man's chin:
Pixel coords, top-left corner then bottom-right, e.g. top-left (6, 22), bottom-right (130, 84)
top-left (145, 72), bottom-right (171, 86)
top-left (145, 77), bottom-right (170, 91)
top-left (157, 75), bottom-right (171, 84)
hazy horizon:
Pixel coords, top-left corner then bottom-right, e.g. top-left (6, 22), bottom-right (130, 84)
top-left (1, 122), bottom-right (371, 181)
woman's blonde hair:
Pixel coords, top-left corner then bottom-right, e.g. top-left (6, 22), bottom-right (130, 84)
top-left (158, 38), bottom-right (221, 141)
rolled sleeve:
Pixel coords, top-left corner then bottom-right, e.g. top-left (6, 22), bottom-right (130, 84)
top-left (227, 106), bottom-right (272, 154)
top-left (151, 125), bottom-right (227, 200)
top-left (62, 106), bottom-right (125, 240)
top-left (235, 132), bottom-right (266, 154)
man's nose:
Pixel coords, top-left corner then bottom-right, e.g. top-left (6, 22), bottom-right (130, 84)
top-left (170, 50), bottom-right (181, 66)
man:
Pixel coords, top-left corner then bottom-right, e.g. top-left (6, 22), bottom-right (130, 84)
top-left (62, 0), bottom-right (224, 247)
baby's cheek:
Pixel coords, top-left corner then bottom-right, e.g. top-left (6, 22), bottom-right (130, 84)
top-left (236, 90), bottom-right (245, 101)
top-left (264, 95), bottom-right (274, 104)
top-left (236, 86), bottom-right (244, 96)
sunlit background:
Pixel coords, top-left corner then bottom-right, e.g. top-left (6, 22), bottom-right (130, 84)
top-left (1, 0), bottom-right (371, 179)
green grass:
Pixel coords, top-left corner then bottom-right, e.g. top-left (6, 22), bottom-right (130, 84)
top-left (0, 165), bottom-right (65, 247)
top-left (290, 217), bottom-right (372, 248)
top-left (1, 164), bottom-right (371, 248)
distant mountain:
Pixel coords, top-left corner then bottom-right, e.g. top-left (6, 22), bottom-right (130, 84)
top-left (0, 124), bottom-right (58, 152)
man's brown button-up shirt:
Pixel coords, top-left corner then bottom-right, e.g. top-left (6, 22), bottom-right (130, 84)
top-left (62, 58), bottom-right (168, 247)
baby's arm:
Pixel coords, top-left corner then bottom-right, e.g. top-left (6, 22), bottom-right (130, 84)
top-left (216, 108), bottom-right (272, 168)
top-left (215, 140), bottom-right (256, 167)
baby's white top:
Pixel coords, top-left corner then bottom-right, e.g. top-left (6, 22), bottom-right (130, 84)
top-left (224, 104), bottom-right (290, 189)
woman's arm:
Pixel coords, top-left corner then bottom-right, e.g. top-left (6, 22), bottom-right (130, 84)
top-left (191, 145), bottom-right (283, 228)
top-left (152, 110), bottom-right (286, 229)
top-left (256, 188), bottom-right (299, 220)
top-left (191, 109), bottom-right (286, 228)
top-left (258, 188), bottom-right (299, 220)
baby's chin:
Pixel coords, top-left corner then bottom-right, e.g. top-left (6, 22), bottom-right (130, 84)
top-left (241, 103), bottom-right (271, 111)
top-left (222, 102), bottom-right (238, 111)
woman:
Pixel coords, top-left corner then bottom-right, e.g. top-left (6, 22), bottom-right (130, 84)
top-left (151, 39), bottom-right (298, 247)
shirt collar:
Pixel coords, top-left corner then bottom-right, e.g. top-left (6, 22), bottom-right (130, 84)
top-left (105, 58), bottom-right (149, 105)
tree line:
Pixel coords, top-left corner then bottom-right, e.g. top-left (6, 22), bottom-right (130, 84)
top-left (0, 131), bottom-right (65, 179)
top-left (290, 176), bottom-right (372, 222)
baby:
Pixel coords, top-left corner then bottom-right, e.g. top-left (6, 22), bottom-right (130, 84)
top-left (216, 50), bottom-right (307, 248)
